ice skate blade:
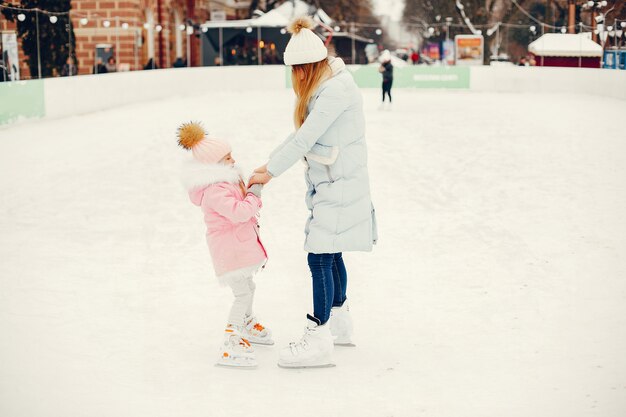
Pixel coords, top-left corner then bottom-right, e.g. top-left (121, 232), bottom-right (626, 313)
top-left (277, 362), bottom-right (336, 369)
top-left (248, 339), bottom-right (275, 346)
top-left (215, 362), bottom-right (258, 370)
top-left (334, 342), bottom-right (356, 347)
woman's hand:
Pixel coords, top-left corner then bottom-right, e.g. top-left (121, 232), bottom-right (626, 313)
top-left (254, 164), bottom-right (268, 174)
top-left (248, 171), bottom-right (272, 187)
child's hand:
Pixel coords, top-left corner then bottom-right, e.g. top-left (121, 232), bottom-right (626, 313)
top-left (248, 172), bottom-right (272, 187)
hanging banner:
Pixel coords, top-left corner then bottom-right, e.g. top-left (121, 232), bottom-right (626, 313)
top-left (1, 32), bottom-right (20, 81)
top-left (442, 40), bottom-right (455, 65)
top-left (421, 42), bottom-right (440, 61)
top-left (455, 35), bottom-right (484, 66)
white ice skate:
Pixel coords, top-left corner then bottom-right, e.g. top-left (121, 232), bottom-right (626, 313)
top-left (330, 302), bottom-right (355, 347)
top-left (277, 316), bottom-right (335, 369)
top-left (215, 325), bottom-right (257, 369)
top-left (243, 315), bottom-right (274, 345)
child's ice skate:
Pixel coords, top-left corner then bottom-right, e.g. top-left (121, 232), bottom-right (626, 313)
top-left (330, 302), bottom-right (355, 347)
top-left (243, 315), bottom-right (274, 345)
top-left (277, 316), bottom-right (335, 369)
top-left (216, 325), bottom-right (257, 369)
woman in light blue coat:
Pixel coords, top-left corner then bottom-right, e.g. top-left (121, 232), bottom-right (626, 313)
top-left (249, 17), bottom-right (377, 368)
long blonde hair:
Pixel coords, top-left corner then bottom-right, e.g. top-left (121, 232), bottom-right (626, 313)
top-left (291, 59), bottom-right (331, 128)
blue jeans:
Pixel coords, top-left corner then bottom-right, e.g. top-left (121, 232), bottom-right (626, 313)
top-left (307, 253), bottom-right (347, 325)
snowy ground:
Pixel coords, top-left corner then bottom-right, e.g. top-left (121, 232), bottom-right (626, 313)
top-left (1, 88), bottom-right (625, 417)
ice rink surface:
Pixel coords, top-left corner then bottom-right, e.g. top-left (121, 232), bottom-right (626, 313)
top-left (1, 88), bottom-right (625, 417)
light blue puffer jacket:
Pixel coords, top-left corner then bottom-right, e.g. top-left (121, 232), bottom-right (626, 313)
top-left (267, 57), bottom-right (378, 254)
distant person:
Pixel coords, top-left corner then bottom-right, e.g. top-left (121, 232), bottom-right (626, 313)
top-left (378, 50), bottom-right (393, 108)
top-left (105, 56), bottom-right (117, 72)
top-left (144, 58), bottom-right (158, 70)
top-left (61, 57), bottom-right (77, 76)
top-left (518, 57), bottom-right (528, 67)
top-left (411, 50), bottom-right (419, 65)
top-left (93, 58), bottom-right (107, 74)
top-left (173, 57), bottom-right (186, 68)
top-left (0, 60), bottom-right (6, 82)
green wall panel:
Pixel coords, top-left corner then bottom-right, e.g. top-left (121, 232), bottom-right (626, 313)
top-left (0, 80), bottom-right (45, 125)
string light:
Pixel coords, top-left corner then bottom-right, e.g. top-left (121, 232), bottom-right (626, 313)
top-left (49, 15), bottom-right (58, 24)
top-left (17, 13), bottom-right (26, 21)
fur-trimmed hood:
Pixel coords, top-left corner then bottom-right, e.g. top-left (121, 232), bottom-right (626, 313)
top-left (181, 160), bottom-right (244, 205)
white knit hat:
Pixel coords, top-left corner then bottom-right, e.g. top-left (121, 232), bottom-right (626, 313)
top-left (283, 16), bottom-right (328, 66)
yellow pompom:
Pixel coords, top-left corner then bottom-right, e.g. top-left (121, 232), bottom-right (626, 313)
top-left (177, 122), bottom-right (206, 150)
top-left (287, 16), bottom-right (314, 34)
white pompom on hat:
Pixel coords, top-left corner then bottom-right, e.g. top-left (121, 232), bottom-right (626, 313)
top-left (283, 16), bottom-right (328, 66)
top-left (177, 122), bottom-right (231, 164)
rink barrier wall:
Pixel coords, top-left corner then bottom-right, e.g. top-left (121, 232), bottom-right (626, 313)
top-left (0, 80), bottom-right (45, 125)
top-left (1, 65), bottom-right (624, 126)
top-left (285, 66), bottom-right (472, 89)
top-left (469, 66), bottom-right (626, 100)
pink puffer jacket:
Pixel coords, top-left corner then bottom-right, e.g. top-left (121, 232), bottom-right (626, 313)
top-left (182, 161), bottom-right (267, 278)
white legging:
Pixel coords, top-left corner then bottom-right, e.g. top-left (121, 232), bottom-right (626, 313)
top-left (227, 275), bottom-right (256, 327)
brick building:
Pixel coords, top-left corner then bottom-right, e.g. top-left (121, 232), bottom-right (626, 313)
top-left (71, 0), bottom-right (211, 75)
top-left (0, 3), bottom-right (31, 79)
top-left (1, 0), bottom-right (255, 78)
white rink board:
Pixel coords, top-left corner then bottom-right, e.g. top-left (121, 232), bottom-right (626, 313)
top-left (36, 65), bottom-right (626, 123)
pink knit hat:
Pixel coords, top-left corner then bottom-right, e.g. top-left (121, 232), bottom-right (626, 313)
top-left (177, 122), bottom-right (231, 164)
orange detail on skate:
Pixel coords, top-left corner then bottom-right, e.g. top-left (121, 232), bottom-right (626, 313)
top-left (223, 352), bottom-right (229, 357)
top-left (253, 323), bottom-right (265, 332)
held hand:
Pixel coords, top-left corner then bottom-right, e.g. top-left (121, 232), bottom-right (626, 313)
top-left (248, 172), bottom-right (272, 187)
top-left (247, 183), bottom-right (263, 198)
top-left (254, 164), bottom-right (268, 174)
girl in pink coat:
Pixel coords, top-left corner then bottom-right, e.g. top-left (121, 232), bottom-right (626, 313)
top-left (178, 122), bottom-right (271, 368)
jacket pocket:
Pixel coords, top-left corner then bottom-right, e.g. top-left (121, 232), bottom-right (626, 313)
top-left (305, 143), bottom-right (339, 165)
top-left (371, 204), bottom-right (378, 245)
